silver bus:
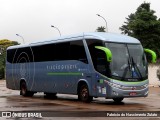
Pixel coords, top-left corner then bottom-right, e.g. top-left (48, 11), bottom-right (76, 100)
top-left (6, 32), bottom-right (156, 102)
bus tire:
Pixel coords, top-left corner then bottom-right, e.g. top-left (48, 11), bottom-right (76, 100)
top-left (20, 81), bottom-right (34, 97)
top-left (113, 98), bottom-right (124, 103)
top-left (78, 84), bottom-right (93, 103)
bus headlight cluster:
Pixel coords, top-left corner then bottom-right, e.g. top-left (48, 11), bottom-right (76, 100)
top-left (143, 84), bottom-right (148, 88)
top-left (107, 81), bottom-right (148, 90)
top-left (139, 84), bottom-right (148, 90)
top-left (107, 81), bottom-right (122, 89)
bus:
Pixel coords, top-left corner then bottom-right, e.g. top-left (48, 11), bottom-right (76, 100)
top-left (6, 32), bottom-right (156, 103)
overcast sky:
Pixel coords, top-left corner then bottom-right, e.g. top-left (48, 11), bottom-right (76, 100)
top-left (0, 0), bottom-right (160, 44)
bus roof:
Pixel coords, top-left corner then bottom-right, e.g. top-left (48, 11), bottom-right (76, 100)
top-left (8, 32), bottom-right (140, 49)
top-left (84, 32), bottom-right (140, 43)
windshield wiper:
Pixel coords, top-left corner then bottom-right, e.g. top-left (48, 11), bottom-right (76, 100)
top-left (121, 57), bottom-right (143, 81)
top-left (121, 58), bottom-right (130, 81)
top-left (131, 57), bottom-right (143, 80)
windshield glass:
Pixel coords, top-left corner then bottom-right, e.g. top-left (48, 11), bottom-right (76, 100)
top-left (105, 43), bottom-right (147, 81)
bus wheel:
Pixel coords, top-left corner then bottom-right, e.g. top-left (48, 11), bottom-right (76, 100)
top-left (113, 98), bottom-right (124, 103)
top-left (78, 84), bottom-right (93, 103)
top-left (20, 81), bottom-right (34, 97)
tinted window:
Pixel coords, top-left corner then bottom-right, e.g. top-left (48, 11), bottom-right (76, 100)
top-left (32, 43), bottom-right (55, 62)
top-left (70, 40), bottom-right (88, 63)
top-left (86, 39), bottom-right (111, 77)
top-left (7, 49), bottom-right (16, 63)
top-left (7, 47), bottom-right (34, 63)
top-left (32, 42), bottom-right (70, 62)
top-left (86, 39), bottom-right (103, 68)
top-left (55, 42), bottom-right (70, 61)
top-left (7, 40), bottom-right (88, 64)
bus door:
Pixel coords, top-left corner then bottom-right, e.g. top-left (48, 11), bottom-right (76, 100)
top-left (93, 46), bottom-right (112, 96)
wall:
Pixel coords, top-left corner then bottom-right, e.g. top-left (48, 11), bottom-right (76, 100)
top-left (148, 65), bottom-right (160, 87)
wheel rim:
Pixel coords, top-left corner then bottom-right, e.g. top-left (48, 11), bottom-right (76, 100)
top-left (81, 87), bottom-right (88, 100)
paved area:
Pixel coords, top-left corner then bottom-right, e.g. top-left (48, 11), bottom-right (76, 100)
top-left (0, 80), bottom-right (160, 120)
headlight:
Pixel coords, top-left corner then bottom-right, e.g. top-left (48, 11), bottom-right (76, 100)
top-left (107, 81), bottom-right (122, 88)
top-left (143, 84), bottom-right (148, 88)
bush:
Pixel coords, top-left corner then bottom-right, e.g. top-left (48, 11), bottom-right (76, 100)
top-left (0, 67), bottom-right (4, 79)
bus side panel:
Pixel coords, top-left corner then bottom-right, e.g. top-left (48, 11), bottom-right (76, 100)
top-left (6, 62), bottom-right (36, 91)
top-left (6, 62), bottom-right (19, 90)
top-left (6, 57), bottom-right (92, 95)
top-left (31, 61), bottom-right (90, 94)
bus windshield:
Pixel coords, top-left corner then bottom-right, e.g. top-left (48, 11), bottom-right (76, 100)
top-left (105, 43), bottom-right (147, 81)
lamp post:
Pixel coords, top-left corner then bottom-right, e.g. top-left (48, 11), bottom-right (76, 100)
top-left (51, 25), bottom-right (61, 36)
top-left (96, 14), bottom-right (108, 32)
top-left (16, 34), bottom-right (25, 44)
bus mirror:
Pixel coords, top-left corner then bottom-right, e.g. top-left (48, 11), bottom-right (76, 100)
top-left (95, 46), bottom-right (112, 62)
top-left (144, 49), bottom-right (157, 63)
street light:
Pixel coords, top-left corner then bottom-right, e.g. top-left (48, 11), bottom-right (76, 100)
top-left (96, 14), bottom-right (108, 32)
top-left (16, 34), bottom-right (25, 44)
top-left (51, 25), bottom-right (61, 36)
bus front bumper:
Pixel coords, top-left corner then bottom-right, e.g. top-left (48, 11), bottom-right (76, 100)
top-left (105, 80), bottom-right (149, 99)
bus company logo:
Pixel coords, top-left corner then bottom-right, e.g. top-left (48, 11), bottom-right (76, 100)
top-left (2, 112), bottom-right (11, 117)
top-left (47, 64), bottom-right (77, 70)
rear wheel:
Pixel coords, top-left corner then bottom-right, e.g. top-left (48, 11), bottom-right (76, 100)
top-left (78, 84), bottom-right (93, 103)
top-left (113, 98), bottom-right (124, 103)
top-left (20, 81), bottom-right (34, 97)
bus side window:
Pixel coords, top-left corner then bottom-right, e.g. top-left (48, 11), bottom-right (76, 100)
top-left (55, 42), bottom-right (70, 61)
top-left (70, 40), bottom-right (88, 64)
top-left (95, 49), bottom-right (111, 77)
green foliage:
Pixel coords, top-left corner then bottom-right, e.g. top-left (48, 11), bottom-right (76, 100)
top-left (96, 26), bottom-right (106, 32)
top-left (120, 2), bottom-right (160, 60)
top-left (0, 39), bottom-right (19, 79)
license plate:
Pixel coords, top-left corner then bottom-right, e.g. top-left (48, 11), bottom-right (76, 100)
top-left (129, 92), bottom-right (137, 96)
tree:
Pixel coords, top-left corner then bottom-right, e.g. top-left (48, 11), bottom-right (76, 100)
top-left (96, 26), bottom-right (106, 32)
top-left (120, 2), bottom-right (160, 59)
top-left (0, 39), bottom-right (19, 79)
